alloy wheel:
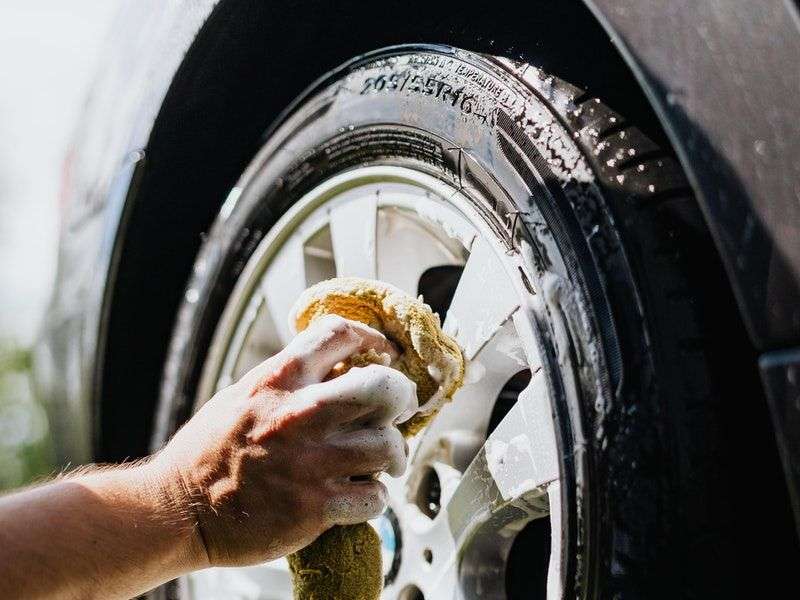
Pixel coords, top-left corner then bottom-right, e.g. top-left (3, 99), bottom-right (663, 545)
top-left (186, 165), bottom-right (563, 600)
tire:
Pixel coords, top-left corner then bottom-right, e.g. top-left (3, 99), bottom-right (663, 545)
top-left (152, 46), bottom-right (740, 599)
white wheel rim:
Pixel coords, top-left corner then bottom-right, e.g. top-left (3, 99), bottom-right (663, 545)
top-left (187, 165), bottom-right (563, 600)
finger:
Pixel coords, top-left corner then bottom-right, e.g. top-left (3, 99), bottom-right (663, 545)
top-left (298, 364), bottom-right (418, 429)
top-left (296, 314), bottom-right (399, 373)
top-left (269, 315), bottom-right (399, 390)
top-left (323, 479), bottom-right (388, 526)
top-left (326, 426), bottom-right (408, 478)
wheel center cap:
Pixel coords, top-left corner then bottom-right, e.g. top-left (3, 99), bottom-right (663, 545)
top-left (373, 507), bottom-right (402, 585)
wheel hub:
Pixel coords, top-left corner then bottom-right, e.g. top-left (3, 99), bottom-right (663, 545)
top-left (374, 508), bottom-right (402, 585)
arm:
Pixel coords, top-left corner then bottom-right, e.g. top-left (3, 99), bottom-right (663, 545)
top-left (0, 315), bottom-right (415, 599)
top-left (0, 461), bottom-right (203, 599)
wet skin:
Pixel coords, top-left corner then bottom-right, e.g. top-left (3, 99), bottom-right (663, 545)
top-left (0, 315), bottom-right (415, 599)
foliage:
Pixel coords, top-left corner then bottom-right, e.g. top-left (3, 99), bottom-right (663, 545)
top-left (0, 341), bottom-right (54, 491)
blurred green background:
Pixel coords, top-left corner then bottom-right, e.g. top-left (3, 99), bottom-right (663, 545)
top-left (0, 343), bottom-right (53, 490)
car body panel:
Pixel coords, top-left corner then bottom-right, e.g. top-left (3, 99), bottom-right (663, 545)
top-left (34, 1), bottom-right (799, 521)
top-left (587, 0), bottom-right (800, 349)
top-left (34, 0), bottom-right (219, 463)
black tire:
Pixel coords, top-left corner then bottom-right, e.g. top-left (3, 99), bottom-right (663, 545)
top-left (153, 46), bottom-right (744, 599)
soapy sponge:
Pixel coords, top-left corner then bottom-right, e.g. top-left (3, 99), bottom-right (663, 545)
top-left (287, 522), bottom-right (382, 600)
top-left (292, 277), bottom-right (465, 435)
top-left (288, 277), bottom-right (465, 599)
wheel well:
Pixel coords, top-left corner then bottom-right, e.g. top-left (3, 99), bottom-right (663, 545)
top-left (96, 0), bottom-right (674, 461)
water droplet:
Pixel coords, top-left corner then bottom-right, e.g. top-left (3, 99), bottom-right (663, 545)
top-left (754, 139), bottom-right (767, 155)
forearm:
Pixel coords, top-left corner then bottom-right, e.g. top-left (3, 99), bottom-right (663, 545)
top-left (0, 316), bottom-right (412, 598)
top-left (0, 459), bottom-right (207, 600)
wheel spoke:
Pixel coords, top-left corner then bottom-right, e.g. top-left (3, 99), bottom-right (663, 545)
top-left (376, 205), bottom-right (465, 295)
top-left (397, 374), bottom-right (558, 598)
top-left (443, 236), bottom-right (521, 359)
top-left (384, 462), bottom-right (462, 599)
top-left (198, 167), bottom-right (566, 600)
top-left (228, 295), bottom-right (283, 383)
top-left (412, 317), bottom-right (532, 472)
top-left (214, 293), bottom-right (268, 391)
top-left (399, 334), bottom-right (554, 599)
top-left (262, 234), bottom-right (306, 345)
top-left (330, 194), bottom-right (378, 278)
top-left (189, 560), bottom-right (292, 600)
top-left (446, 372), bottom-right (558, 547)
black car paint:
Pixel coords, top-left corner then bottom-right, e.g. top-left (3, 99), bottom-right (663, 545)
top-left (589, 0), bottom-right (800, 350)
top-left (586, 0), bottom-right (800, 535)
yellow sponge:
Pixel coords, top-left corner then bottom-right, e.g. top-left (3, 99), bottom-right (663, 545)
top-left (288, 277), bottom-right (465, 599)
top-left (292, 277), bottom-right (465, 435)
top-left (287, 523), bottom-right (382, 600)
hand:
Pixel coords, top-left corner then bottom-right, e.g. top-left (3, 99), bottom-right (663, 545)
top-left (151, 315), bottom-right (417, 568)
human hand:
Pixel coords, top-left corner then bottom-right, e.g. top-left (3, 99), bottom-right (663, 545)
top-left (151, 315), bottom-right (417, 567)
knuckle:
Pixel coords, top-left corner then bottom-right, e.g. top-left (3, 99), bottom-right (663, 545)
top-left (393, 458), bottom-right (408, 477)
top-left (377, 363), bottom-right (400, 385)
top-left (388, 431), bottom-right (408, 470)
top-left (400, 374), bottom-right (417, 397)
top-left (358, 364), bottom-right (391, 391)
top-left (370, 481), bottom-right (389, 509)
top-left (372, 366), bottom-right (410, 392)
top-left (320, 314), bottom-right (349, 334)
top-left (361, 362), bottom-right (386, 375)
top-left (259, 356), bottom-right (304, 391)
top-left (370, 428), bottom-right (404, 471)
top-left (276, 392), bottom-right (320, 426)
top-left (384, 424), bottom-right (403, 445)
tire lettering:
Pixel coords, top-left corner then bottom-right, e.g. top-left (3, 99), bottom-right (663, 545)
top-left (360, 68), bottom-right (495, 126)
